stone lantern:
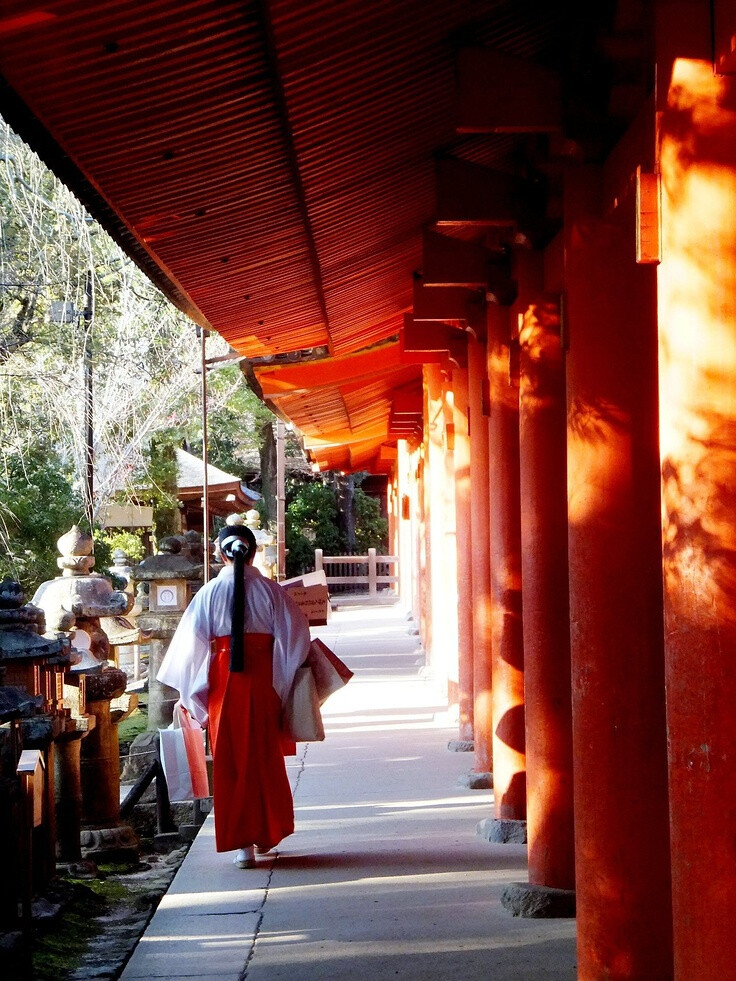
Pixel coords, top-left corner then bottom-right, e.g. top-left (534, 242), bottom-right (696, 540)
top-left (32, 526), bottom-right (139, 862)
top-left (33, 525), bottom-right (133, 668)
top-left (109, 547), bottom-right (134, 589)
top-left (0, 576), bottom-right (72, 712)
top-left (131, 534), bottom-right (204, 731)
top-left (121, 535), bottom-right (204, 801)
top-left (0, 577), bottom-right (80, 890)
top-left (0, 683), bottom-right (44, 933)
top-left (234, 509), bottom-right (276, 579)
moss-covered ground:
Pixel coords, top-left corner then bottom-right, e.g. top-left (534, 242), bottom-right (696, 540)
top-left (28, 851), bottom-right (186, 980)
top-left (31, 878), bottom-right (114, 979)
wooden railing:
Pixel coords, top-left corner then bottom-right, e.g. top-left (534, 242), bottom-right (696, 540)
top-left (314, 548), bottom-right (398, 597)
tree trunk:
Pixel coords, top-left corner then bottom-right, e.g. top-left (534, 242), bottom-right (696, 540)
top-left (259, 419), bottom-right (277, 524)
top-left (336, 473), bottom-right (356, 549)
top-left (150, 441), bottom-right (181, 541)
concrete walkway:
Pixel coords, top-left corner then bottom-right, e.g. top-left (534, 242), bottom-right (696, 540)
top-left (120, 605), bottom-right (577, 980)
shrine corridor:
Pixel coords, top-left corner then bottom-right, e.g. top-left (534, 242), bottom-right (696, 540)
top-left (120, 605), bottom-right (576, 980)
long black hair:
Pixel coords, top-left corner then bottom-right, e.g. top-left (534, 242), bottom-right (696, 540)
top-left (217, 525), bottom-right (257, 671)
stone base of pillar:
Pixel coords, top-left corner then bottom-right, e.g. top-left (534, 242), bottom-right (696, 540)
top-left (154, 831), bottom-right (184, 851)
top-left (476, 817), bottom-right (528, 844)
top-left (501, 881), bottom-right (576, 919)
top-left (457, 770), bottom-right (493, 789)
top-left (447, 739), bottom-right (475, 752)
top-left (80, 823), bottom-right (139, 862)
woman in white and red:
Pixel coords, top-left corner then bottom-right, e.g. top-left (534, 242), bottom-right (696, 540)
top-left (158, 524), bottom-right (310, 868)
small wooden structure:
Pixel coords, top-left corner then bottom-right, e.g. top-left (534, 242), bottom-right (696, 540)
top-left (175, 448), bottom-right (260, 534)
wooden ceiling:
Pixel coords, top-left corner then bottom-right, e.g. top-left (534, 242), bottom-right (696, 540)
top-left (0, 0), bottom-right (648, 472)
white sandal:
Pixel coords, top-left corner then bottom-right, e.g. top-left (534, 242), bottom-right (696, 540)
top-left (233, 846), bottom-right (256, 868)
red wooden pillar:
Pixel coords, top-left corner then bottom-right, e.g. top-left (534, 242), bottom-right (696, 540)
top-left (415, 443), bottom-right (427, 635)
top-left (518, 290), bottom-right (575, 896)
top-left (657, 5), bottom-right (736, 975)
top-left (419, 368), bottom-right (434, 661)
top-left (424, 364), bottom-right (459, 699)
top-left (565, 167), bottom-right (672, 979)
top-left (452, 362), bottom-right (475, 744)
top-left (484, 303), bottom-right (526, 838)
top-left (467, 334), bottom-right (493, 781)
top-left (387, 479), bottom-right (397, 568)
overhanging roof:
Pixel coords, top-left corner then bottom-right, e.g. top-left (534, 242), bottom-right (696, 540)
top-left (0, 2), bottom-right (645, 471)
top-left (175, 448), bottom-right (259, 515)
top-left (175, 448), bottom-right (255, 496)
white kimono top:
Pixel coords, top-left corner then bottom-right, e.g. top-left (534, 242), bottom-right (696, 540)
top-left (157, 564), bottom-right (311, 727)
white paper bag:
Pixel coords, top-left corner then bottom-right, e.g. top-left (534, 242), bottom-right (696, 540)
top-left (282, 665), bottom-right (325, 742)
top-left (306, 638), bottom-right (354, 704)
top-left (159, 705), bottom-right (209, 801)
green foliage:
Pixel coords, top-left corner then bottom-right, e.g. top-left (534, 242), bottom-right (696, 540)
top-left (118, 702), bottom-right (147, 754)
top-left (102, 528), bottom-right (146, 562)
top-left (0, 443), bottom-right (82, 591)
top-left (285, 478), bottom-right (343, 577)
top-left (284, 475), bottom-right (388, 577)
top-left (353, 485), bottom-right (388, 552)
top-left (254, 497), bottom-right (270, 529)
top-left (184, 366), bottom-right (266, 477)
top-left (287, 480), bottom-right (343, 550)
top-left (90, 528), bottom-right (114, 576)
top-left (129, 434), bottom-right (182, 543)
top-left (92, 528), bottom-right (145, 580)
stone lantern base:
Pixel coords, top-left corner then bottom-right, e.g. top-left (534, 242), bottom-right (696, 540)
top-left (78, 669), bottom-right (140, 863)
top-left (79, 823), bottom-right (139, 862)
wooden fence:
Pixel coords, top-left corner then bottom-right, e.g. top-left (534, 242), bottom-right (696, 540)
top-left (314, 548), bottom-right (398, 597)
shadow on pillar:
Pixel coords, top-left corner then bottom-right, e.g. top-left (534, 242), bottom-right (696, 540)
top-left (477, 705), bottom-right (527, 843)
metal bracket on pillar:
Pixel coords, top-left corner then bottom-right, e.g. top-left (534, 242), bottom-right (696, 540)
top-left (635, 167), bottom-right (660, 264)
top-left (560, 291), bottom-right (569, 353)
top-left (544, 230), bottom-right (564, 293)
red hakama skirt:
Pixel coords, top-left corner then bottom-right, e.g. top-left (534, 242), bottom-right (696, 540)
top-left (208, 634), bottom-right (295, 852)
